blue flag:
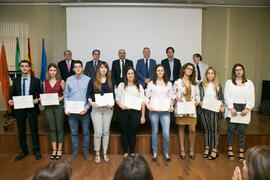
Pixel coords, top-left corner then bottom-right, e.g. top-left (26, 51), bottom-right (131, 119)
top-left (40, 39), bottom-right (47, 93)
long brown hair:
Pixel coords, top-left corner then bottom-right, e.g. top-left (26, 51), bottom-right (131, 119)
top-left (203, 67), bottom-right (219, 92)
top-left (93, 62), bottom-right (112, 93)
top-left (152, 64), bottom-right (168, 85)
top-left (46, 63), bottom-right (61, 81)
top-left (123, 66), bottom-right (140, 92)
top-left (231, 63), bottom-right (247, 85)
top-left (179, 63), bottom-right (196, 85)
top-left (246, 146), bottom-right (270, 180)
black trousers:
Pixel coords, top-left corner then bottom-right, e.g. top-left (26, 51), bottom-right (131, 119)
top-left (15, 108), bottom-right (40, 153)
top-left (117, 109), bottom-right (141, 153)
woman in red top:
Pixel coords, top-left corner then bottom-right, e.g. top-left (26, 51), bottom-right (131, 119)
top-left (42, 63), bottom-right (65, 160)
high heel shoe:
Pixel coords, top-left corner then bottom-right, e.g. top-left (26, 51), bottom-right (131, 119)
top-left (179, 151), bottom-right (186, 159)
top-left (55, 150), bottom-right (62, 160)
top-left (189, 151), bottom-right (195, 160)
top-left (202, 147), bottom-right (210, 158)
top-left (164, 154), bottom-right (171, 162)
top-left (152, 154), bottom-right (158, 162)
top-left (208, 151), bottom-right (219, 160)
top-left (50, 150), bottom-right (57, 160)
top-left (238, 151), bottom-right (245, 163)
top-left (227, 149), bottom-right (235, 160)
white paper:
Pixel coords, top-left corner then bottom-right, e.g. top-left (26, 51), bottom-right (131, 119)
top-left (40, 93), bottom-right (59, 106)
top-left (202, 97), bottom-right (222, 113)
top-left (13, 95), bottom-right (34, 109)
top-left (175, 102), bottom-right (196, 115)
top-left (66, 101), bottom-right (84, 114)
top-left (151, 97), bottom-right (170, 111)
top-left (95, 93), bottom-right (114, 107)
top-left (230, 111), bottom-right (251, 124)
top-left (123, 95), bottom-right (142, 111)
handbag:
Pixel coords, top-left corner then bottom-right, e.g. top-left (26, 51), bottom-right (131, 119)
top-left (233, 103), bottom-right (246, 112)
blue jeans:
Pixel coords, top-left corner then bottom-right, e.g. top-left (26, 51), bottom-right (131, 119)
top-left (148, 111), bottom-right (170, 154)
top-left (68, 113), bottom-right (90, 153)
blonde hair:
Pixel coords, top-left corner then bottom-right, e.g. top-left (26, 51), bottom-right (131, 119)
top-left (203, 67), bottom-right (219, 92)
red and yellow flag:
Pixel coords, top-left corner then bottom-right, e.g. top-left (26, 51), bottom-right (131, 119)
top-left (0, 44), bottom-right (11, 112)
top-left (27, 38), bottom-right (35, 77)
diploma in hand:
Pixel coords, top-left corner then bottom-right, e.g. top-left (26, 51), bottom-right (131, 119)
top-left (202, 97), bottom-right (222, 112)
top-left (66, 101), bottom-right (84, 114)
top-left (95, 93), bottom-right (114, 107)
top-left (230, 111), bottom-right (251, 124)
top-left (40, 93), bottom-right (59, 106)
top-left (123, 95), bottom-right (142, 111)
top-left (151, 97), bottom-right (170, 111)
top-left (13, 95), bottom-right (34, 109)
top-left (175, 102), bottom-right (196, 115)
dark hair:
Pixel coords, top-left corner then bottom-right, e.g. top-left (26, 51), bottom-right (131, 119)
top-left (246, 146), bottom-right (270, 180)
top-left (73, 60), bottom-right (83, 68)
top-left (179, 63), bottom-right (197, 85)
top-left (19, 60), bottom-right (31, 67)
top-left (193, 53), bottom-right (203, 61)
top-left (152, 64), bottom-right (168, 85)
top-left (231, 63), bottom-right (247, 85)
top-left (114, 154), bottom-right (153, 180)
top-left (94, 62), bottom-right (112, 93)
top-left (33, 162), bottom-right (72, 180)
top-left (92, 49), bottom-right (100, 55)
top-left (123, 66), bottom-right (140, 92)
top-left (166, 47), bottom-right (174, 53)
top-left (64, 50), bottom-right (72, 55)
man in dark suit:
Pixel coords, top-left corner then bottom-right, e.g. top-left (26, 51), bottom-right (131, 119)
top-left (8, 60), bottom-right (42, 161)
top-left (111, 49), bottom-right (133, 87)
top-left (136, 47), bottom-right (156, 89)
top-left (161, 47), bottom-right (182, 84)
top-left (84, 49), bottom-right (103, 79)
top-left (58, 50), bottom-right (75, 81)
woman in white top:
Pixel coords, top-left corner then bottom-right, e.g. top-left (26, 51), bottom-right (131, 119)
top-left (224, 63), bottom-right (255, 163)
top-left (116, 67), bottom-right (145, 158)
top-left (198, 67), bottom-right (225, 160)
top-left (173, 63), bottom-right (199, 160)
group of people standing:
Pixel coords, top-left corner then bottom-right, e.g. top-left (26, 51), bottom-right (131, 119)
top-left (8, 46), bottom-right (255, 165)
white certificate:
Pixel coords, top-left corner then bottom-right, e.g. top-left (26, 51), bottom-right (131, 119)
top-left (202, 97), bottom-right (222, 113)
top-left (66, 101), bottom-right (84, 114)
top-left (230, 111), bottom-right (251, 124)
top-left (123, 95), bottom-right (142, 111)
top-left (95, 93), bottom-right (114, 107)
top-left (175, 102), bottom-right (196, 115)
top-left (13, 95), bottom-right (34, 109)
top-left (40, 93), bottom-right (59, 106)
top-left (151, 97), bottom-right (170, 111)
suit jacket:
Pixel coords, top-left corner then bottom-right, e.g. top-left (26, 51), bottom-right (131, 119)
top-left (58, 60), bottom-right (75, 81)
top-left (161, 58), bottom-right (181, 83)
top-left (84, 60), bottom-right (103, 79)
top-left (111, 59), bottom-right (133, 86)
top-left (136, 58), bottom-right (156, 88)
top-left (9, 76), bottom-right (41, 113)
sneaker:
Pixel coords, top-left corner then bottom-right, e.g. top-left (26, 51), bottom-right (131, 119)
top-left (83, 152), bottom-right (92, 162)
top-left (67, 153), bottom-right (79, 163)
top-left (103, 154), bottom-right (109, 162)
top-left (95, 154), bottom-right (101, 163)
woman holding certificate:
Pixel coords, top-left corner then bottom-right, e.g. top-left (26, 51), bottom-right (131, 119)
top-left (115, 67), bottom-right (145, 158)
top-left (173, 63), bottom-right (199, 160)
top-left (198, 67), bottom-right (225, 160)
top-left (43, 63), bottom-right (65, 160)
top-left (86, 62), bottom-right (114, 163)
top-left (145, 64), bottom-right (173, 162)
top-left (224, 64), bottom-right (255, 163)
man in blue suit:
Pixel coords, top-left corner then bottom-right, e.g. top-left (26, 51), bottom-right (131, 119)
top-left (136, 47), bottom-right (157, 89)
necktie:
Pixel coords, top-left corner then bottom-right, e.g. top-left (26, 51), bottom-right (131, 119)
top-left (67, 61), bottom-right (70, 73)
top-left (145, 59), bottom-right (149, 78)
top-left (121, 59), bottom-right (125, 78)
top-left (22, 78), bottom-right (26, 96)
top-left (196, 63), bottom-right (201, 81)
top-left (94, 61), bottom-right (98, 71)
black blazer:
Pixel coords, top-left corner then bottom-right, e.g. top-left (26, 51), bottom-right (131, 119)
top-left (161, 58), bottom-right (181, 83)
top-left (9, 76), bottom-right (41, 113)
top-left (84, 60), bottom-right (103, 79)
top-left (58, 60), bottom-right (75, 81)
top-left (111, 59), bottom-right (133, 86)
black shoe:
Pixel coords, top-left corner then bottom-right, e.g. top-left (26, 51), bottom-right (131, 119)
top-left (227, 149), bottom-right (235, 160)
top-left (164, 154), bottom-right (171, 162)
top-left (15, 152), bottom-right (29, 161)
top-left (238, 151), bottom-right (245, 163)
top-left (152, 155), bottom-right (158, 162)
top-left (55, 150), bottom-right (62, 160)
top-left (208, 151), bottom-right (219, 160)
top-left (189, 152), bottom-right (195, 160)
top-left (50, 150), bottom-right (57, 160)
top-left (34, 152), bottom-right (42, 160)
top-left (202, 148), bottom-right (210, 158)
top-left (179, 151), bottom-right (186, 159)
